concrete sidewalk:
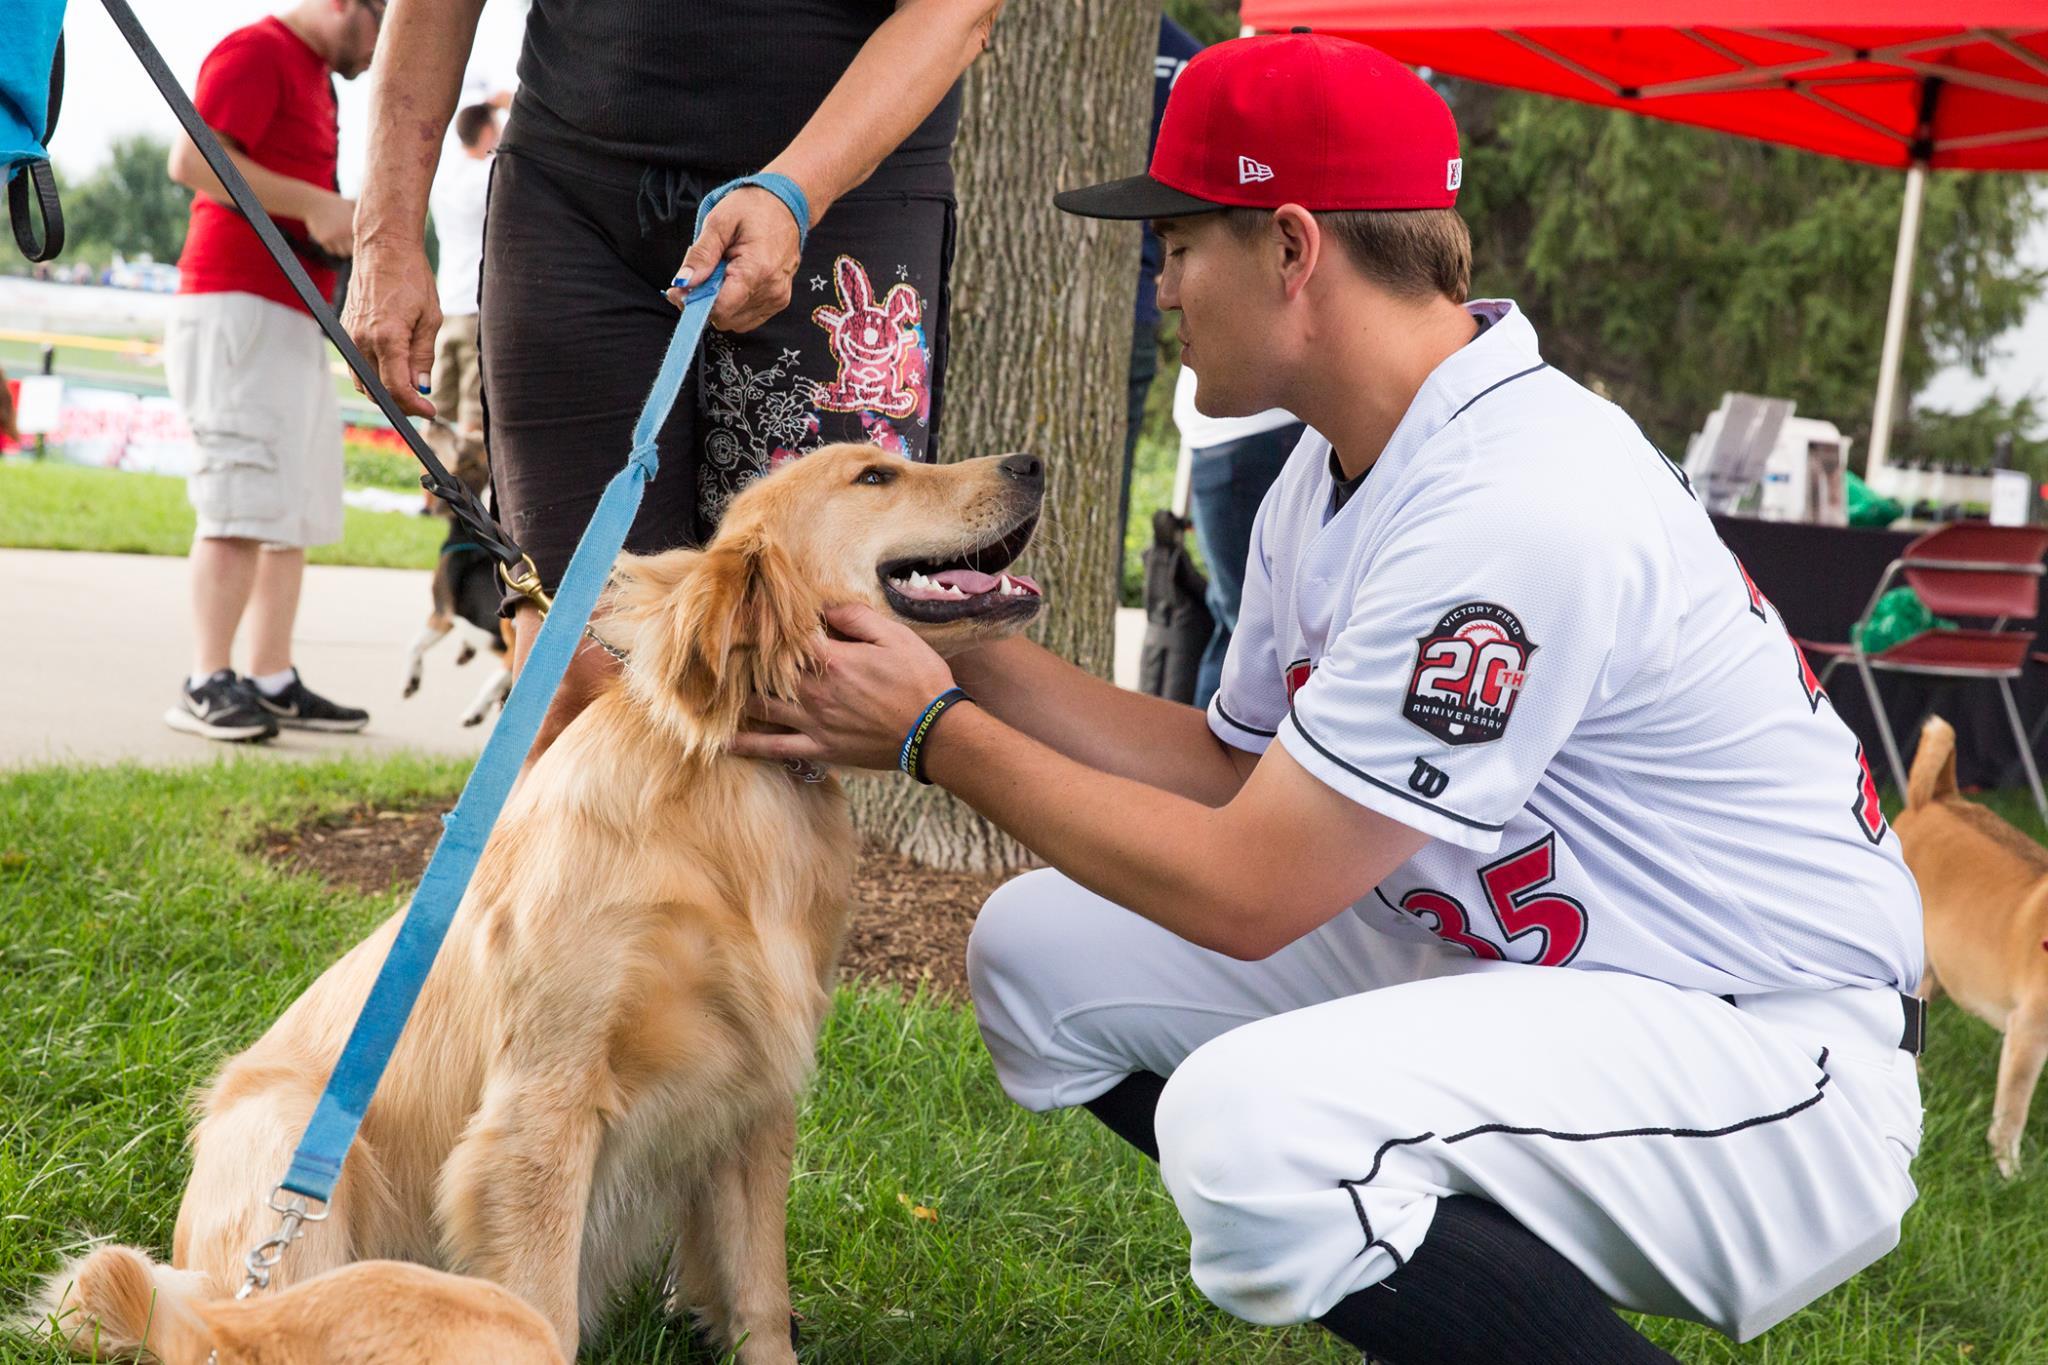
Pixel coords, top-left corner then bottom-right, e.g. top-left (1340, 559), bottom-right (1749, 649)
top-left (2, 548), bottom-right (1152, 769)
top-left (3, 548), bottom-right (498, 768)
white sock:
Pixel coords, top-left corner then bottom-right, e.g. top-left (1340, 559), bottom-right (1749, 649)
top-left (251, 667), bottom-right (298, 696)
top-left (188, 671), bottom-right (223, 690)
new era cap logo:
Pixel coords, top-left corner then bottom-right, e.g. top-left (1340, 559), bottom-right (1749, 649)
top-left (1446, 158), bottom-right (1463, 190)
top-left (1238, 155), bottom-right (1274, 185)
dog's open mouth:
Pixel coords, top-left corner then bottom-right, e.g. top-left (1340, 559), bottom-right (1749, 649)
top-left (879, 515), bottom-right (1044, 623)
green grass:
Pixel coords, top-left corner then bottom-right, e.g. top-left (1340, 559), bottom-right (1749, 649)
top-left (0, 459), bottom-right (441, 569)
top-left (2, 758), bottom-right (2046, 1361)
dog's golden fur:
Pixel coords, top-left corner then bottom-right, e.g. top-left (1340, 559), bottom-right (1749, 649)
top-left (1895, 715), bottom-right (2048, 1177)
top-left (33, 1252), bottom-right (562, 1364)
top-left (33, 444), bottom-right (1042, 1362)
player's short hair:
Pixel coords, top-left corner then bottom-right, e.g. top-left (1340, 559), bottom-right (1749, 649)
top-left (1224, 206), bottom-right (1471, 305)
top-left (453, 103), bottom-right (498, 150)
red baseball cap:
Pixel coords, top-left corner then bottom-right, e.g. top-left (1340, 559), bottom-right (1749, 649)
top-left (1055, 33), bottom-right (1462, 221)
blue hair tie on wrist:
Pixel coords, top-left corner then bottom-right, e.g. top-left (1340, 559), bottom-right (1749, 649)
top-left (694, 172), bottom-right (812, 254)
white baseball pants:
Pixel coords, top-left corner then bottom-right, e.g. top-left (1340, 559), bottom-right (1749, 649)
top-left (967, 869), bottom-right (1921, 1341)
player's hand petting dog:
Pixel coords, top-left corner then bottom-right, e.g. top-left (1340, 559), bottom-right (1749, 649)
top-left (732, 602), bottom-right (956, 771)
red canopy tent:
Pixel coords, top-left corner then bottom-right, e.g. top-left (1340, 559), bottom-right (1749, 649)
top-left (1236, 1), bottom-right (2048, 473)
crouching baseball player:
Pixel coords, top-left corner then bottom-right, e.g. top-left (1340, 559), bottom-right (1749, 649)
top-left (733, 34), bottom-right (1925, 1363)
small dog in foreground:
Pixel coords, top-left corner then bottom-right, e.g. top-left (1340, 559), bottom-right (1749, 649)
top-left (1894, 714), bottom-right (2048, 1177)
top-left (28, 1253), bottom-right (562, 1364)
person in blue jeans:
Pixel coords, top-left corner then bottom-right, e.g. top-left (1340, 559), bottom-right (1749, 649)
top-left (1173, 364), bottom-right (1303, 706)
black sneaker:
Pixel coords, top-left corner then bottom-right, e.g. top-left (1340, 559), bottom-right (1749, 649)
top-left (251, 668), bottom-right (370, 733)
top-left (165, 670), bottom-right (278, 742)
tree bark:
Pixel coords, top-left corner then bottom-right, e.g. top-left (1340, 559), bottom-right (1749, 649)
top-left (847, 1), bottom-right (1157, 873)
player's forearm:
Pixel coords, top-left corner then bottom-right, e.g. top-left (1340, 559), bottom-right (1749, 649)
top-left (922, 705), bottom-right (1283, 958)
top-left (354, 0), bottom-right (487, 248)
top-left (169, 137), bottom-right (334, 223)
top-left (760, 0), bottom-right (1001, 220)
top-left (949, 636), bottom-right (1250, 804)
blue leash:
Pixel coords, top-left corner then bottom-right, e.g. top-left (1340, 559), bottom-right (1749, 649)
top-left (247, 175), bottom-right (809, 1287)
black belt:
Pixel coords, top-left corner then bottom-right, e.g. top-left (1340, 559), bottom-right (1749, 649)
top-left (1722, 990), bottom-right (1927, 1057)
top-left (1900, 991), bottom-right (1928, 1056)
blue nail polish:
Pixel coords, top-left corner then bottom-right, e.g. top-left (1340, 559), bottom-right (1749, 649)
top-left (416, 384), bottom-right (431, 394)
top-left (671, 275), bottom-right (688, 288)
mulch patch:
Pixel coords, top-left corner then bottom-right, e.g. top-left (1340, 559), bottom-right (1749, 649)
top-left (259, 804), bottom-right (1010, 1002)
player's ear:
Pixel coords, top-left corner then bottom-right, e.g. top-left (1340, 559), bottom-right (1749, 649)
top-left (1273, 205), bottom-right (1320, 298)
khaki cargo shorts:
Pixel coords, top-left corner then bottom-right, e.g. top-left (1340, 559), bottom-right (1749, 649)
top-left (165, 291), bottom-right (343, 549)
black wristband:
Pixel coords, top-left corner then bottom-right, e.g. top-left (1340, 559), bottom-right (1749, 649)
top-left (898, 686), bottom-right (971, 785)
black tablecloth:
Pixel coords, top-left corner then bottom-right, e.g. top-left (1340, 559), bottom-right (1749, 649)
top-left (1712, 515), bottom-right (2048, 793)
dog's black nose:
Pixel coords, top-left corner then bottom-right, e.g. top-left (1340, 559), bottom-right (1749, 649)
top-left (1000, 453), bottom-right (1044, 484)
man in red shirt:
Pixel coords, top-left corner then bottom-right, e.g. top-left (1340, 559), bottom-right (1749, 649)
top-left (162, 0), bottom-right (381, 742)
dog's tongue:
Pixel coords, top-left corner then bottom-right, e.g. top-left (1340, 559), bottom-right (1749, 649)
top-left (932, 568), bottom-right (1001, 595)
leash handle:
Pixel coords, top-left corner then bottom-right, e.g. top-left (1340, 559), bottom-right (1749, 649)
top-left (96, 0), bottom-right (530, 584)
top-left (700, 172), bottom-right (813, 255)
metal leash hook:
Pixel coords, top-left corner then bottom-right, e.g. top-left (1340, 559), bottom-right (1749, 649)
top-left (234, 1185), bottom-right (330, 1299)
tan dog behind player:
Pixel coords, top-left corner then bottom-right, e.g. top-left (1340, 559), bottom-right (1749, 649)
top-left (1895, 715), bottom-right (2048, 1177)
top-left (32, 444), bottom-right (1045, 1363)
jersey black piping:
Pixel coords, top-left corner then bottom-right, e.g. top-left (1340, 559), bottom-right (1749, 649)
top-left (1335, 1048), bottom-right (1834, 1265)
top-left (1214, 698), bottom-right (1279, 738)
top-left (1287, 706), bottom-right (1507, 832)
top-left (1446, 361), bottom-right (1550, 424)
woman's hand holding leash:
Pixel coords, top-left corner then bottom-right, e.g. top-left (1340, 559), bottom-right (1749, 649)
top-left (733, 603), bottom-right (959, 772)
top-left (667, 183), bottom-right (810, 333)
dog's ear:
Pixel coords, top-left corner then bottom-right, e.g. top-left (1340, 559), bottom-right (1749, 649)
top-left (602, 537), bottom-right (821, 757)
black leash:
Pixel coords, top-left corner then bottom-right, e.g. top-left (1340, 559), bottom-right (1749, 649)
top-left (98, 0), bottom-right (550, 610)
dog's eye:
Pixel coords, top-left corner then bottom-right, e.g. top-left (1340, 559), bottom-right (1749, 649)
top-left (854, 466), bottom-right (895, 487)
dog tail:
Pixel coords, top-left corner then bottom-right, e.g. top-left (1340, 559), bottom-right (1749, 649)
top-left (1907, 715), bottom-right (1959, 811)
top-left (25, 1245), bottom-right (215, 1363)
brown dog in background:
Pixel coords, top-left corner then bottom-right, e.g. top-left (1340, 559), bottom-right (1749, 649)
top-left (401, 419), bottom-right (515, 727)
top-left (1895, 715), bottom-right (2048, 1177)
top-left (33, 444), bottom-right (1044, 1363)
top-left (31, 1254), bottom-right (562, 1364)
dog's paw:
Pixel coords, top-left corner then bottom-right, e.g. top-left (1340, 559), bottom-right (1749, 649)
top-left (403, 678), bottom-right (421, 698)
top-left (456, 644), bottom-right (477, 666)
top-left (1990, 1130), bottom-right (2023, 1179)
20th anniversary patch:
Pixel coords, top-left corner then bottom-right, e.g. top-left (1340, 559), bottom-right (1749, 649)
top-left (1404, 602), bottom-right (1536, 746)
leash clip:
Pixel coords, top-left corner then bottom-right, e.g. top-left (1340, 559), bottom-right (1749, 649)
top-left (234, 1185), bottom-right (330, 1299)
top-left (498, 555), bottom-right (555, 617)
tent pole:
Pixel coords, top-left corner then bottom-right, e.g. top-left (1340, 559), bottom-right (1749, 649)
top-left (1866, 159), bottom-right (1927, 478)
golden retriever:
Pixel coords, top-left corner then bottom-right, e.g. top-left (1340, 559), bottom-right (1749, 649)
top-left (34, 443), bottom-right (1045, 1362)
top-left (1894, 714), bottom-right (2048, 1178)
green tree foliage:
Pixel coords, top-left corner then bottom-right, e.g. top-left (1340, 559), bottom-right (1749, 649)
top-left (47, 134), bottom-right (192, 268)
top-left (1894, 395), bottom-right (2048, 475)
top-left (1449, 82), bottom-right (2046, 465)
top-left (1164, 0), bottom-right (1240, 46)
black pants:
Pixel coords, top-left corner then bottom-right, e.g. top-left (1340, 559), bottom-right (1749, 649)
top-left (479, 140), bottom-right (956, 603)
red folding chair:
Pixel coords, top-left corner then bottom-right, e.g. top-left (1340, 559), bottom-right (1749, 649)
top-left (1796, 521), bottom-right (2048, 824)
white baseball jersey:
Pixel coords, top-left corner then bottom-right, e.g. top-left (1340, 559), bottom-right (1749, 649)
top-left (1208, 299), bottom-right (1924, 997)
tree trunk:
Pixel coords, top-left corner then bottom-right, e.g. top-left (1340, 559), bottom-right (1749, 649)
top-left (847, 2), bottom-right (1156, 873)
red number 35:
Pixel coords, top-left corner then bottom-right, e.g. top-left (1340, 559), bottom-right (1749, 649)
top-left (1399, 832), bottom-right (1588, 966)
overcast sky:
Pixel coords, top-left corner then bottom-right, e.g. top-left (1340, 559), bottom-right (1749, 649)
top-left (45, 0), bottom-right (2045, 426)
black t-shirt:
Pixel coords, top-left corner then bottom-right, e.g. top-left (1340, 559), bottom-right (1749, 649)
top-left (510, 0), bottom-right (962, 173)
